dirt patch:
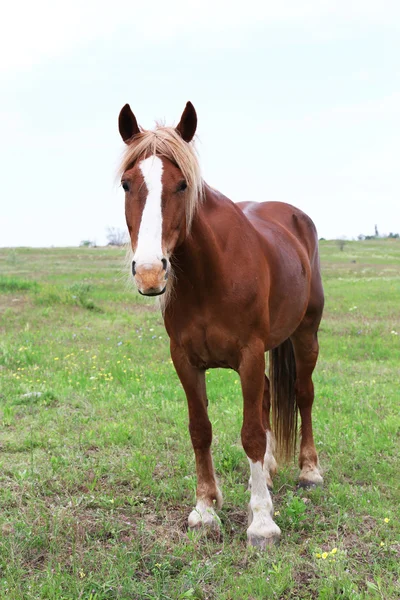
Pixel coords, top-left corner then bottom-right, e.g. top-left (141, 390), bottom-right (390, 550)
top-left (0, 293), bottom-right (31, 314)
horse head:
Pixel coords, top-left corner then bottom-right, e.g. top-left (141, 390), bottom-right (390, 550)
top-left (118, 102), bottom-right (202, 296)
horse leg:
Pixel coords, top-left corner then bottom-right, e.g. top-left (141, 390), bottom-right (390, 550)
top-left (290, 330), bottom-right (323, 486)
top-left (248, 376), bottom-right (277, 491)
top-left (170, 344), bottom-right (222, 529)
top-left (262, 376), bottom-right (278, 488)
top-left (240, 344), bottom-right (281, 548)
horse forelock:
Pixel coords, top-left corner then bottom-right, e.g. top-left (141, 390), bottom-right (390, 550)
top-left (118, 125), bottom-right (204, 231)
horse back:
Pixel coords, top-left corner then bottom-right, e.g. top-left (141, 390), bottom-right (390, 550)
top-left (237, 201), bottom-right (319, 262)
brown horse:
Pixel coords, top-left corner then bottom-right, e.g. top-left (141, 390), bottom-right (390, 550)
top-left (118, 101), bottom-right (324, 548)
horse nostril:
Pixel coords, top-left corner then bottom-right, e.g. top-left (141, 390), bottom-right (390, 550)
top-left (132, 261), bottom-right (136, 276)
top-left (161, 258), bottom-right (168, 271)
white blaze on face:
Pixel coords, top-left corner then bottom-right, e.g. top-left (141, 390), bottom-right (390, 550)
top-left (134, 156), bottom-right (164, 266)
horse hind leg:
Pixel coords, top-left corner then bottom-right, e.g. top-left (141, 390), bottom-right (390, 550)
top-left (262, 376), bottom-right (278, 488)
top-left (290, 329), bottom-right (323, 487)
top-left (247, 376), bottom-right (277, 494)
top-left (240, 344), bottom-right (281, 548)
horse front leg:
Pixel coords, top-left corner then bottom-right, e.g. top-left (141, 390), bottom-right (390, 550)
top-left (240, 343), bottom-right (281, 548)
top-left (170, 344), bottom-right (222, 530)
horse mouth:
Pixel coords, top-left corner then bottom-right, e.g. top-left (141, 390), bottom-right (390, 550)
top-left (138, 287), bottom-right (166, 297)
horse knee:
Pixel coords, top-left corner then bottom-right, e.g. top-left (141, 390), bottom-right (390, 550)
top-left (241, 424), bottom-right (266, 462)
top-left (189, 419), bottom-right (212, 450)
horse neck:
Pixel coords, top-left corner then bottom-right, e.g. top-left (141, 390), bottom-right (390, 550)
top-left (171, 185), bottom-right (253, 295)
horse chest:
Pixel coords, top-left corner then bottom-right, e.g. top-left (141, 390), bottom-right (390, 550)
top-left (179, 324), bottom-right (241, 370)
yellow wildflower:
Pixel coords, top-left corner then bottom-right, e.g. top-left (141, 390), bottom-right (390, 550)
top-left (384, 518), bottom-right (389, 523)
top-left (330, 548), bottom-right (338, 555)
top-left (321, 552), bottom-right (328, 560)
top-left (315, 553), bottom-right (321, 558)
top-left (380, 542), bottom-right (385, 547)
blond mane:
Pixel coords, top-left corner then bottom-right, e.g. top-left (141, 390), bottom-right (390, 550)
top-left (118, 125), bottom-right (204, 231)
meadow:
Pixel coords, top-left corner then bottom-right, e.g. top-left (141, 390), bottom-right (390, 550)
top-left (0, 239), bottom-right (399, 599)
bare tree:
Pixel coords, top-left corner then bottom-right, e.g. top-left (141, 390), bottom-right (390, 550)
top-left (106, 227), bottom-right (128, 246)
top-left (336, 238), bottom-right (346, 251)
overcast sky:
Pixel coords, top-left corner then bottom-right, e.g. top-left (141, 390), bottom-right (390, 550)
top-left (1, 0), bottom-right (399, 247)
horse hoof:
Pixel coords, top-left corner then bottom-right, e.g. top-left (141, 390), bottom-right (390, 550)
top-left (188, 507), bottom-right (221, 531)
top-left (298, 467), bottom-right (323, 488)
top-left (298, 476), bottom-right (323, 489)
top-left (188, 518), bottom-right (220, 531)
top-left (247, 520), bottom-right (281, 550)
top-left (188, 509), bottom-right (222, 542)
top-left (247, 533), bottom-right (280, 549)
top-left (298, 480), bottom-right (319, 490)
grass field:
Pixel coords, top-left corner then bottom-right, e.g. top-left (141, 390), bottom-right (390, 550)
top-left (0, 240), bottom-right (399, 599)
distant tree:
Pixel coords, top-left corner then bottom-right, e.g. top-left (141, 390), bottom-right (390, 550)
top-left (374, 224), bottom-right (379, 237)
top-left (80, 240), bottom-right (96, 248)
top-left (106, 227), bottom-right (128, 246)
top-left (336, 238), bottom-right (346, 251)
top-left (388, 232), bottom-right (399, 239)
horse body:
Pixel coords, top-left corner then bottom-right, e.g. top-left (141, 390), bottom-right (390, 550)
top-left (165, 190), bottom-right (319, 365)
top-left (118, 102), bottom-right (324, 548)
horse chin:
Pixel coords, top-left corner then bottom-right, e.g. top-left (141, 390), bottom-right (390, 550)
top-left (138, 287), bottom-right (166, 297)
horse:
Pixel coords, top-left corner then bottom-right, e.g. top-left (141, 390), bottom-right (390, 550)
top-left (117, 101), bottom-right (324, 548)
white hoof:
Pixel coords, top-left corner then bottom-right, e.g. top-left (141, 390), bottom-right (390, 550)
top-left (247, 519), bottom-right (281, 548)
top-left (188, 501), bottom-right (221, 530)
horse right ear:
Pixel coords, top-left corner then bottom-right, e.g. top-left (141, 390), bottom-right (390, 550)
top-left (118, 104), bottom-right (140, 143)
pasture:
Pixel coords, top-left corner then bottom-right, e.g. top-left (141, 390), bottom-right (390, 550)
top-left (0, 239), bottom-right (399, 599)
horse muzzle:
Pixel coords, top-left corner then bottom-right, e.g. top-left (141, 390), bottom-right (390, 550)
top-left (132, 259), bottom-right (169, 296)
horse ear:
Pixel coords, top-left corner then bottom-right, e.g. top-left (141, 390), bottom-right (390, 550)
top-left (176, 101), bottom-right (197, 142)
top-left (118, 104), bottom-right (140, 143)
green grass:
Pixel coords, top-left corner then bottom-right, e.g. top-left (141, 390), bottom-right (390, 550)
top-left (0, 276), bottom-right (39, 293)
top-left (0, 240), bottom-right (399, 599)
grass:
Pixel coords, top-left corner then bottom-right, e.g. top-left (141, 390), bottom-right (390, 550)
top-left (0, 276), bottom-right (39, 293)
top-left (0, 239), bottom-right (399, 599)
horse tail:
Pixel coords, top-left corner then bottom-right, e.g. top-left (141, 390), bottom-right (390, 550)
top-left (269, 338), bottom-right (297, 462)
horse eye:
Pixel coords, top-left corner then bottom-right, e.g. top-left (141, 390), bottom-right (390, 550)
top-left (122, 181), bottom-right (130, 192)
top-left (176, 180), bottom-right (187, 192)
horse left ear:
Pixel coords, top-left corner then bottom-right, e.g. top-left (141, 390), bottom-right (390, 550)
top-left (176, 101), bottom-right (197, 142)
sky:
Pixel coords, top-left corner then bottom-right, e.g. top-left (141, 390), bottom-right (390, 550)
top-left (1, 0), bottom-right (399, 247)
